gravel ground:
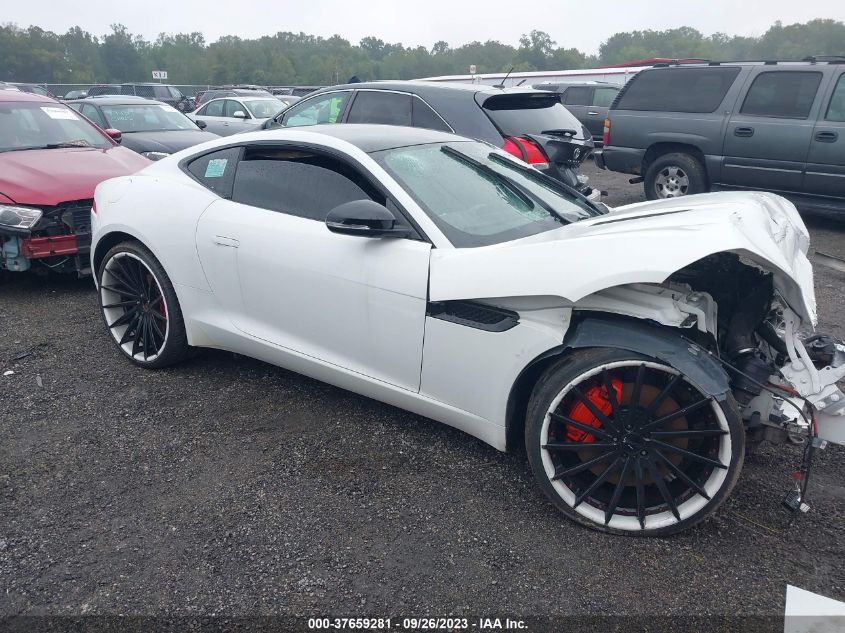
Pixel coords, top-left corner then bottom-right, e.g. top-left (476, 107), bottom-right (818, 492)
top-left (1, 164), bottom-right (844, 629)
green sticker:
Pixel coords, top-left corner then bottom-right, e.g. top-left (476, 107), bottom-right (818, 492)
top-left (205, 158), bottom-right (228, 178)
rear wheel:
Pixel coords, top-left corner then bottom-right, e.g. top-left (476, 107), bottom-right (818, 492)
top-left (97, 241), bottom-right (190, 369)
top-left (526, 348), bottom-right (744, 536)
top-left (644, 152), bottom-right (707, 200)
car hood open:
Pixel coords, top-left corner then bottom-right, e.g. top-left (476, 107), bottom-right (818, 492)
top-left (429, 191), bottom-right (817, 325)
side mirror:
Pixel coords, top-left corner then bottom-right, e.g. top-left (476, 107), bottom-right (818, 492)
top-left (195, 119), bottom-right (207, 130)
top-left (233, 110), bottom-right (247, 119)
top-left (326, 200), bottom-right (410, 238)
top-left (104, 128), bottom-right (122, 143)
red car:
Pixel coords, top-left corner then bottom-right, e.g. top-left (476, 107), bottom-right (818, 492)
top-left (0, 90), bottom-right (150, 276)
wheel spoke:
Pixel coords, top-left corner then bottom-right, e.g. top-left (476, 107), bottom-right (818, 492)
top-left (574, 454), bottom-right (623, 508)
top-left (600, 369), bottom-right (622, 433)
top-left (549, 412), bottom-right (615, 441)
top-left (102, 300), bottom-right (138, 310)
top-left (119, 313), bottom-right (140, 346)
top-left (552, 449), bottom-right (621, 480)
top-left (543, 441), bottom-right (618, 452)
top-left (651, 449), bottom-right (711, 500)
top-left (643, 374), bottom-right (681, 417)
top-left (150, 313), bottom-right (166, 342)
top-left (108, 308), bottom-right (139, 330)
top-left (640, 397), bottom-right (712, 432)
top-left (650, 429), bottom-right (728, 439)
top-left (634, 458), bottom-right (646, 529)
top-left (151, 310), bottom-right (167, 323)
top-left (108, 265), bottom-right (142, 297)
top-left (646, 438), bottom-right (727, 470)
top-left (101, 284), bottom-right (140, 298)
top-left (604, 457), bottom-right (633, 525)
top-left (644, 453), bottom-right (681, 521)
top-left (132, 317), bottom-right (144, 357)
top-left (628, 363), bottom-right (646, 425)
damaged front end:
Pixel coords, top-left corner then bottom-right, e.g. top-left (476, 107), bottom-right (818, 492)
top-left (0, 199), bottom-right (93, 275)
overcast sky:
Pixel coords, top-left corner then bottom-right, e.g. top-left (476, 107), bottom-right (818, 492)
top-left (5, 1), bottom-right (844, 54)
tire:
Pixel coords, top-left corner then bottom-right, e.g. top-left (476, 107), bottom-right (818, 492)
top-left (97, 240), bottom-right (191, 369)
top-left (525, 347), bottom-right (744, 536)
top-left (644, 152), bottom-right (708, 200)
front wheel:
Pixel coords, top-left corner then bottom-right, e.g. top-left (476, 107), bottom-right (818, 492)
top-left (644, 152), bottom-right (707, 200)
top-left (526, 348), bottom-right (744, 536)
top-left (97, 241), bottom-right (191, 369)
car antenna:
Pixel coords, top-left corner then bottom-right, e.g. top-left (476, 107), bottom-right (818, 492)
top-left (495, 67), bottom-right (515, 89)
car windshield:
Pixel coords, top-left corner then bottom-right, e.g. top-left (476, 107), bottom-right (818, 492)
top-left (100, 104), bottom-right (197, 132)
top-left (0, 101), bottom-right (110, 152)
top-left (242, 99), bottom-right (285, 119)
top-left (373, 141), bottom-right (602, 247)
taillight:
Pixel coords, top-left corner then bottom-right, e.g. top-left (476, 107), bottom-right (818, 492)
top-left (602, 119), bottom-right (611, 146)
top-left (502, 136), bottom-right (549, 168)
top-left (91, 200), bottom-right (97, 215)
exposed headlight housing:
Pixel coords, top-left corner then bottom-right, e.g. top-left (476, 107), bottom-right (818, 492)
top-left (0, 205), bottom-right (43, 234)
top-left (141, 151), bottom-right (170, 161)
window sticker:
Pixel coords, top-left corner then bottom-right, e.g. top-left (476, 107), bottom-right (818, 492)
top-left (205, 158), bottom-right (228, 178)
top-left (41, 106), bottom-right (78, 120)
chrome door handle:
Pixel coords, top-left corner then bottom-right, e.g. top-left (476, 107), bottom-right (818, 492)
top-left (213, 235), bottom-right (239, 248)
top-left (815, 131), bottom-right (838, 143)
top-left (587, 111), bottom-right (599, 115)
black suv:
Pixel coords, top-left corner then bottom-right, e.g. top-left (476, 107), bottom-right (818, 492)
top-left (264, 81), bottom-right (598, 200)
top-left (596, 59), bottom-right (845, 213)
top-left (87, 83), bottom-right (194, 111)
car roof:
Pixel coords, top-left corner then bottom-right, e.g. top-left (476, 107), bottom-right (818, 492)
top-left (313, 80), bottom-right (553, 99)
top-left (71, 96), bottom-right (167, 106)
top-left (283, 123), bottom-right (469, 152)
top-left (0, 90), bottom-right (54, 103)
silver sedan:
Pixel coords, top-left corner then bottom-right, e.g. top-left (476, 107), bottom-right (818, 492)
top-left (189, 96), bottom-right (289, 136)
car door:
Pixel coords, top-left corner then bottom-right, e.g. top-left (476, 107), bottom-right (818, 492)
top-left (193, 143), bottom-right (432, 391)
top-left (193, 99), bottom-right (229, 135)
top-left (277, 90), bottom-right (353, 128)
top-left (722, 70), bottom-right (824, 192)
top-left (560, 86), bottom-right (592, 134)
top-left (222, 99), bottom-right (254, 135)
top-left (589, 86), bottom-right (619, 140)
top-left (346, 90), bottom-right (413, 126)
top-left (804, 70), bottom-right (845, 199)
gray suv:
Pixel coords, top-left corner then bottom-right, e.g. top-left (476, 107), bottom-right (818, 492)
top-left (596, 60), bottom-right (845, 213)
top-left (533, 81), bottom-right (620, 144)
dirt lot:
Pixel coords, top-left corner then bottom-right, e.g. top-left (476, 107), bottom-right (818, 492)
top-left (1, 164), bottom-right (844, 628)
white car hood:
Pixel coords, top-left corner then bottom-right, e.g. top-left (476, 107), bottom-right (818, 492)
top-left (429, 191), bottom-right (817, 325)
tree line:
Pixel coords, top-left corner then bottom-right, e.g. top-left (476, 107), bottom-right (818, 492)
top-left (1, 18), bottom-right (842, 86)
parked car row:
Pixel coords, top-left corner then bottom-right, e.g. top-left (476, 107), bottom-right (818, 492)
top-left (263, 81), bottom-right (600, 199)
top-left (596, 59), bottom-right (845, 213)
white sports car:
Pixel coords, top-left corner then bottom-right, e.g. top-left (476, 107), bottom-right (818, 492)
top-left (91, 124), bottom-right (845, 536)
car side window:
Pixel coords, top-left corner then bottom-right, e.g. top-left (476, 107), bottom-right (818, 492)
top-left (231, 146), bottom-right (382, 221)
top-left (741, 71), bottom-right (823, 119)
top-left (347, 91), bottom-right (412, 126)
top-left (412, 97), bottom-right (451, 131)
top-left (281, 92), bottom-right (350, 127)
top-left (224, 100), bottom-right (246, 118)
top-left (153, 86), bottom-right (170, 100)
top-left (825, 74), bottom-right (845, 122)
top-left (80, 104), bottom-right (107, 128)
top-left (201, 100), bottom-right (225, 117)
top-left (592, 87), bottom-right (619, 107)
top-left (186, 147), bottom-right (242, 198)
top-left (563, 87), bottom-right (592, 106)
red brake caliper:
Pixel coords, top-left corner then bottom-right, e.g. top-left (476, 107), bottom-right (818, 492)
top-left (566, 378), bottom-right (623, 443)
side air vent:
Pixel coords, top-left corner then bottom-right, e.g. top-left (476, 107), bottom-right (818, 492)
top-left (427, 301), bottom-right (519, 332)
